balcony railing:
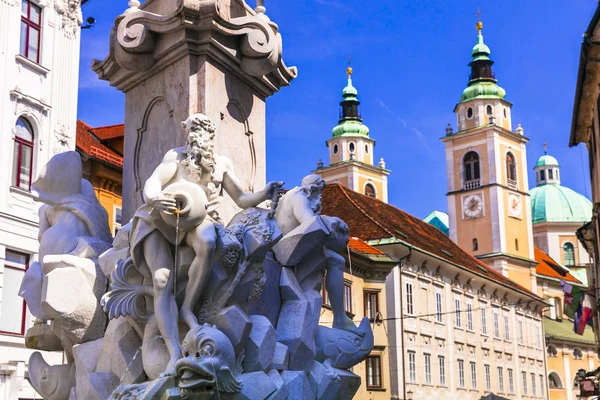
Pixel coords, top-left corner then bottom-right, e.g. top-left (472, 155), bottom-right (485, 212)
top-left (464, 180), bottom-right (481, 190)
top-left (507, 179), bottom-right (518, 190)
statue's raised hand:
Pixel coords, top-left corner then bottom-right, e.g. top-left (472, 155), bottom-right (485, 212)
top-left (265, 181), bottom-right (285, 200)
top-left (150, 194), bottom-right (178, 214)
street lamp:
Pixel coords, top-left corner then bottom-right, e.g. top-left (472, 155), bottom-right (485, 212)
top-left (406, 390), bottom-right (413, 400)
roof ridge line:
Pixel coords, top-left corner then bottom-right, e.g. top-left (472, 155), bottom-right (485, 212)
top-left (92, 123), bottom-right (125, 129)
top-left (335, 184), bottom-right (395, 238)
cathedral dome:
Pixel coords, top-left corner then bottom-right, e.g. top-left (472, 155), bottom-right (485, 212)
top-left (530, 184), bottom-right (592, 224)
top-left (332, 120), bottom-right (370, 138)
top-left (529, 152), bottom-right (591, 224)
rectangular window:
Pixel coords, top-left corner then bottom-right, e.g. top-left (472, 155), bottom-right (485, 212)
top-left (518, 318), bottom-right (524, 344)
top-left (539, 374), bottom-right (544, 398)
top-left (481, 305), bottom-right (487, 334)
top-left (498, 367), bottom-right (504, 392)
top-left (0, 251), bottom-right (29, 335)
top-left (406, 283), bottom-right (414, 315)
top-left (504, 311), bottom-right (510, 340)
top-left (438, 356), bottom-right (446, 385)
top-left (470, 361), bottom-right (477, 389)
top-left (366, 355), bottom-right (382, 389)
top-left (421, 287), bottom-right (429, 319)
top-left (364, 291), bottom-right (379, 321)
top-left (408, 351), bottom-right (416, 382)
top-left (20, 0), bottom-right (42, 63)
top-left (435, 291), bottom-right (443, 322)
top-left (113, 205), bottom-right (122, 236)
top-left (522, 371), bottom-right (528, 395)
top-left (493, 309), bottom-right (500, 338)
top-left (508, 368), bottom-right (514, 393)
top-left (455, 298), bottom-right (462, 327)
top-left (531, 372), bottom-right (536, 396)
top-left (344, 283), bottom-right (352, 313)
top-left (549, 169), bottom-right (554, 179)
top-left (540, 169), bottom-right (546, 181)
top-left (467, 302), bottom-right (473, 330)
top-left (485, 365), bottom-right (491, 391)
top-left (424, 353), bottom-right (432, 384)
top-left (458, 360), bottom-right (465, 388)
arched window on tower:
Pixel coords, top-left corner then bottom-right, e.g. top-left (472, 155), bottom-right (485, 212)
top-left (463, 151), bottom-right (481, 189)
top-left (472, 239), bottom-right (478, 251)
top-left (563, 242), bottom-right (575, 266)
top-left (506, 152), bottom-right (517, 188)
top-left (365, 183), bottom-right (376, 198)
top-left (12, 117), bottom-right (34, 190)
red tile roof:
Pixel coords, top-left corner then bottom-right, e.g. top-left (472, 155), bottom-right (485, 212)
top-left (76, 120), bottom-right (123, 168)
top-left (534, 247), bottom-right (581, 284)
top-left (91, 124), bottom-right (124, 140)
top-left (322, 184), bottom-right (542, 300)
top-left (348, 237), bottom-right (385, 255)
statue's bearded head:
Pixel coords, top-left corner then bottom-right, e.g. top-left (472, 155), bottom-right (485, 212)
top-left (301, 174), bottom-right (326, 215)
top-left (182, 114), bottom-right (217, 176)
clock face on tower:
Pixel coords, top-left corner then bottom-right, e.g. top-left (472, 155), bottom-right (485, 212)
top-left (508, 193), bottom-right (522, 218)
top-left (462, 194), bottom-right (484, 219)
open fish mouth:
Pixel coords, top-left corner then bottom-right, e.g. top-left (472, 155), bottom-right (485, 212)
top-left (176, 363), bottom-right (217, 390)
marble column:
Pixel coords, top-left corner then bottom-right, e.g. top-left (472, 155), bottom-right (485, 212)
top-left (93, 0), bottom-right (297, 222)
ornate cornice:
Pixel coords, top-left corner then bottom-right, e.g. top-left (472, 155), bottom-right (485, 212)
top-left (93, 0), bottom-right (297, 95)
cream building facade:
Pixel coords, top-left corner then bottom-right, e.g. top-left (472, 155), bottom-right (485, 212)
top-left (0, 0), bottom-right (82, 398)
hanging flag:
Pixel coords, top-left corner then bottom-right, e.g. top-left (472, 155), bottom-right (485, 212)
top-left (561, 280), bottom-right (585, 319)
top-left (574, 294), bottom-right (593, 335)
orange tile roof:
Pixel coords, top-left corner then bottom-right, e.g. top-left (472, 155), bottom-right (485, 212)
top-left (90, 124), bottom-right (124, 140)
top-left (76, 120), bottom-right (123, 168)
top-left (322, 184), bottom-right (542, 300)
top-left (534, 247), bottom-right (581, 284)
top-left (348, 237), bottom-right (385, 255)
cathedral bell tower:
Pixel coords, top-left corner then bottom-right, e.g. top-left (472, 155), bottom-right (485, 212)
top-left (314, 65), bottom-right (390, 202)
top-left (441, 21), bottom-right (537, 291)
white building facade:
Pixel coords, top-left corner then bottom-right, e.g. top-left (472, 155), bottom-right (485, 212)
top-left (0, 0), bottom-right (81, 398)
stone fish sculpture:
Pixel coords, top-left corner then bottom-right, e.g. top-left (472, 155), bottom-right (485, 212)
top-left (25, 114), bottom-right (374, 400)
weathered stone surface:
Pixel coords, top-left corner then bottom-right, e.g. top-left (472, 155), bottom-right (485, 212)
top-left (28, 352), bottom-right (75, 400)
top-left (221, 371), bottom-right (277, 400)
top-left (244, 315), bottom-right (276, 372)
top-left (207, 305), bottom-right (252, 354)
top-left (269, 342), bottom-right (289, 371)
top-left (246, 255), bottom-right (282, 326)
top-left (279, 267), bottom-right (305, 302)
top-left (73, 339), bottom-right (120, 400)
top-left (308, 361), bottom-right (341, 399)
top-left (280, 370), bottom-right (314, 400)
top-left (266, 369), bottom-right (288, 400)
top-left (337, 369), bottom-right (361, 399)
top-left (25, 322), bottom-right (63, 351)
top-left (98, 247), bottom-right (129, 279)
top-left (73, 338), bottom-right (102, 373)
top-left (276, 300), bottom-right (315, 372)
top-left (272, 216), bottom-right (329, 267)
top-left (295, 251), bottom-right (328, 293)
top-left (95, 316), bottom-right (146, 385)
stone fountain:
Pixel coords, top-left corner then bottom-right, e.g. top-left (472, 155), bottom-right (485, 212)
top-left (18, 1), bottom-right (374, 399)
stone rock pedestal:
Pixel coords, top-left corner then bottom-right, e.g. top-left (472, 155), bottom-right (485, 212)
top-left (93, 0), bottom-right (297, 223)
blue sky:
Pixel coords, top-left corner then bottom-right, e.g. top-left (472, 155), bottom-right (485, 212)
top-left (77, 0), bottom-right (597, 219)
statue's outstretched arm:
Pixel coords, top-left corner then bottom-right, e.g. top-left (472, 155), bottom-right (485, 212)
top-left (222, 158), bottom-right (281, 209)
top-left (143, 150), bottom-right (179, 213)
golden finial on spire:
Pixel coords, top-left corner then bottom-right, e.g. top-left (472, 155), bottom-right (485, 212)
top-left (544, 141), bottom-right (548, 154)
top-left (476, 7), bottom-right (483, 32)
top-left (346, 54), bottom-right (353, 78)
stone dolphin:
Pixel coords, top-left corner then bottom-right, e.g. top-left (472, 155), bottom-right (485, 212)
top-left (315, 317), bottom-right (374, 369)
top-left (28, 352), bottom-right (75, 400)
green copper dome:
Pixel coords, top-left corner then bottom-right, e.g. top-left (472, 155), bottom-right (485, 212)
top-left (461, 81), bottom-right (506, 102)
top-left (530, 184), bottom-right (592, 224)
top-left (535, 154), bottom-right (559, 167)
top-left (332, 68), bottom-right (370, 138)
top-left (459, 25), bottom-right (507, 104)
top-left (471, 32), bottom-right (491, 62)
